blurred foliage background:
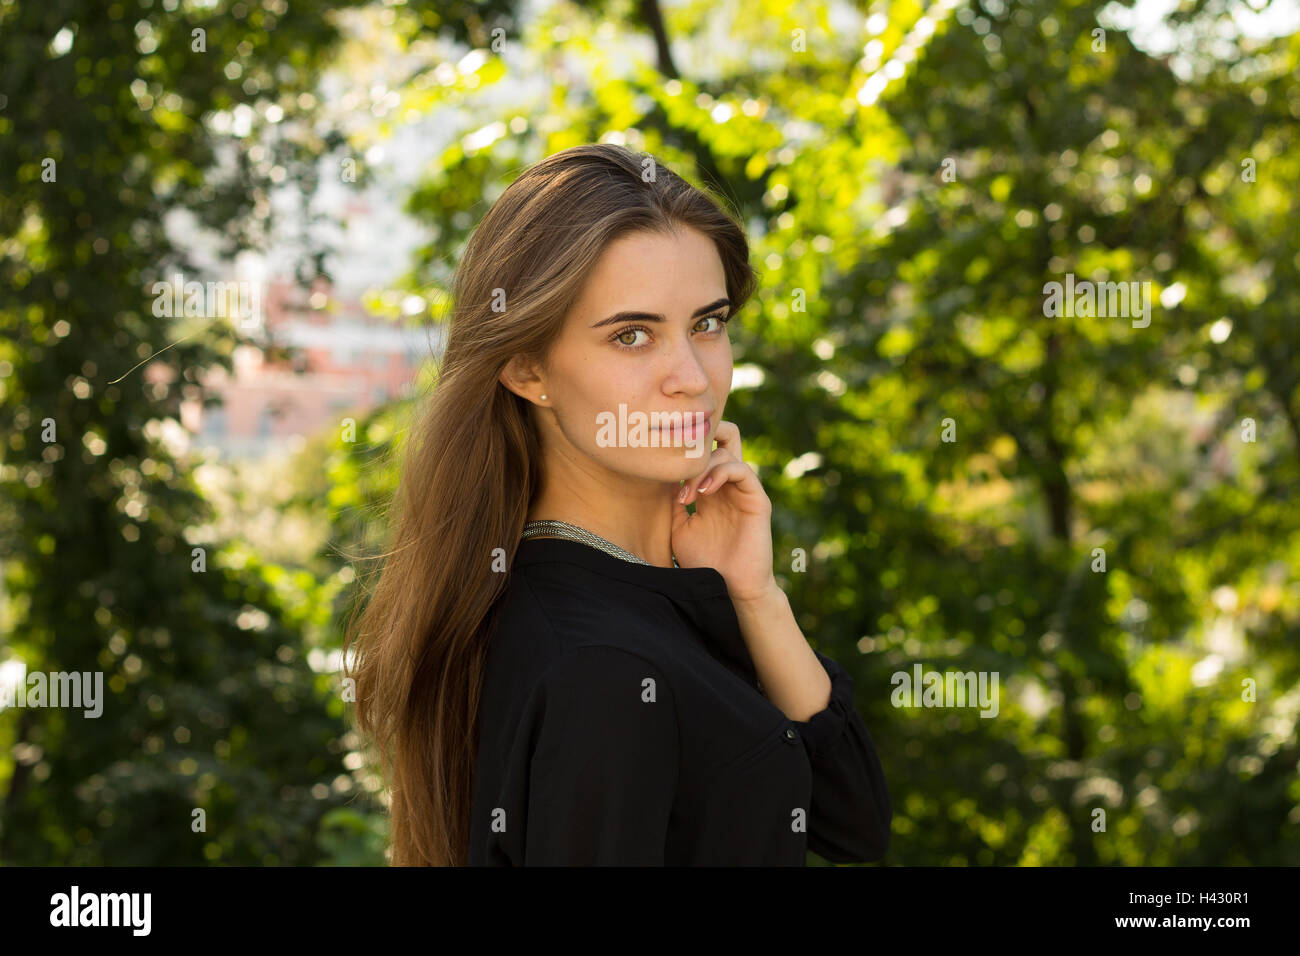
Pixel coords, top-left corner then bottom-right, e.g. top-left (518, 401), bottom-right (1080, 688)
top-left (1, 0), bottom-right (1298, 865)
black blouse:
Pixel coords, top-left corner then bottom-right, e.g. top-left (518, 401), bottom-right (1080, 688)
top-left (467, 536), bottom-right (892, 865)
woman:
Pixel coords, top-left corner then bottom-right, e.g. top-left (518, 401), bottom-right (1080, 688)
top-left (345, 143), bottom-right (891, 866)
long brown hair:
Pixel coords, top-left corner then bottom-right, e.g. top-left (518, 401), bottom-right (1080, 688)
top-left (343, 143), bottom-right (758, 865)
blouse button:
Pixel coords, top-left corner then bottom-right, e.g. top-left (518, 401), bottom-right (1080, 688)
top-left (783, 727), bottom-right (798, 742)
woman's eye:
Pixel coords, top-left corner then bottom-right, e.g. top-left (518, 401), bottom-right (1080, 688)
top-left (610, 314), bottom-right (729, 351)
top-left (613, 327), bottom-right (650, 348)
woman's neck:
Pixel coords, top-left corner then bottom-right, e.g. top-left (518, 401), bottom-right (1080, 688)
top-left (526, 486), bottom-right (678, 569)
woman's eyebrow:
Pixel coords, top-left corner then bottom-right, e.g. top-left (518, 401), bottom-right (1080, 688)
top-left (590, 297), bottom-right (731, 329)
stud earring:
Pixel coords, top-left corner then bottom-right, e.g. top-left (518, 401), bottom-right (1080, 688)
top-left (539, 394), bottom-right (547, 401)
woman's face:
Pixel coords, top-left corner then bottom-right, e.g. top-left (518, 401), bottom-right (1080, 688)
top-left (535, 226), bottom-right (733, 486)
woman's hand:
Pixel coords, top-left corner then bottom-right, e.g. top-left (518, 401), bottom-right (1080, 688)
top-left (670, 420), bottom-right (778, 603)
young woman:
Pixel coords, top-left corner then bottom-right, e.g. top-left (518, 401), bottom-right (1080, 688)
top-left (345, 143), bottom-right (891, 866)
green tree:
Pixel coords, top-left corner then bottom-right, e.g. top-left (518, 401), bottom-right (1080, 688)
top-left (322, 0), bottom-right (1299, 864)
top-left (0, 0), bottom-right (386, 864)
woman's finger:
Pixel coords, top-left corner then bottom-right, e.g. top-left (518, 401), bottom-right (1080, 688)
top-left (711, 419), bottom-right (743, 463)
top-left (681, 458), bottom-right (757, 506)
top-left (678, 445), bottom-right (734, 502)
top-left (679, 420), bottom-right (744, 503)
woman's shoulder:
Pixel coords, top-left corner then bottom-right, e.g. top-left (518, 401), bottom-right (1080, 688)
top-left (487, 562), bottom-right (680, 681)
top-left (500, 558), bottom-right (664, 629)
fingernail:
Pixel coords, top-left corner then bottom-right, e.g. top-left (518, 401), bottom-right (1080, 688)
top-left (697, 477), bottom-right (712, 492)
top-left (678, 485), bottom-right (688, 503)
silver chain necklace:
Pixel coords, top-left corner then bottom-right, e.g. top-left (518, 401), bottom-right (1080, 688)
top-left (521, 519), bottom-right (679, 568)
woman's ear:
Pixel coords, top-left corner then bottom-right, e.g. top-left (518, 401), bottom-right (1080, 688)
top-left (498, 354), bottom-right (546, 403)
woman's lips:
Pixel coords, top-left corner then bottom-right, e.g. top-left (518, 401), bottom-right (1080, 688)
top-left (656, 413), bottom-right (710, 440)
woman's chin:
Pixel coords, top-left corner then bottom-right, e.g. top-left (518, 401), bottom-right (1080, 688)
top-left (599, 452), bottom-right (710, 487)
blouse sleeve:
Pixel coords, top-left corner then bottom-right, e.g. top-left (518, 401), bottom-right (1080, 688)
top-left (788, 649), bottom-right (893, 863)
top-left (522, 644), bottom-right (679, 865)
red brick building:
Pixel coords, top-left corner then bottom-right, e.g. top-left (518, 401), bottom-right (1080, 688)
top-left (183, 276), bottom-right (438, 459)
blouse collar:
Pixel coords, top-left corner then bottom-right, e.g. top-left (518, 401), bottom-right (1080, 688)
top-left (511, 537), bottom-right (759, 686)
